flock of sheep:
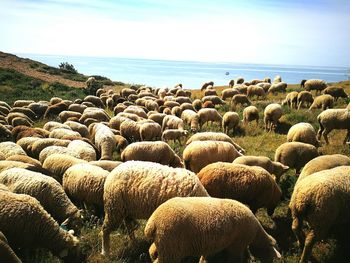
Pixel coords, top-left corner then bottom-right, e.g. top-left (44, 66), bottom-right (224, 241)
top-left (0, 74), bottom-right (349, 263)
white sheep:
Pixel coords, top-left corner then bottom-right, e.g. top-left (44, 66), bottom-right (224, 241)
top-left (183, 140), bottom-right (243, 173)
top-left (274, 142), bottom-right (319, 173)
top-left (145, 197), bottom-right (280, 263)
top-left (49, 128), bottom-right (81, 140)
top-left (243, 105), bottom-right (259, 125)
top-left (161, 115), bottom-right (184, 131)
top-left (139, 122), bottom-right (162, 141)
top-left (67, 139), bottom-right (97, 161)
top-left (221, 88), bottom-right (239, 101)
top-left (89, 160), bottom-right (122, 172)
top-left (39, 145), bottom-right (80, 164)
top-left (121, 141), bottom-right (183, 168)
top-left (101, 161), bottom-right (209, 256)
top-left (231, 94), bottom-right (251, 111)
top-left (287, 122), bottom-right (319, 147)
top-left (233, 155), bottom-right (289, 182)
top-left (302, 79), bottom-right (327, 94)
top-left (58, 111), bottom-right (82, 123)
top-left (222, 111), bottom-right (240, 135)
top-left (247, 85), bottom-right (266, 99)
top-left (264, 103), bottom-right (283, 132)
top-left (268, 82), bottom-right (287, 94)
top-left (289, 166), bottom-right (350, 263)
top-left (43, 121), bottom-right (72, 132)
top-left (0, 190), bottom-right (81, 262)
top-left (317, 108), bottom-right (350, 144)
top-left (0, 142), bottom-right (26, 158)
top-left (63, 121), bottom-right (90, 138)
top-left (90, 123), bottom-right (117, 160)
top-left (30, 138), bottom-right (71, 158)
top-left (161, 129), bottom-right (188, 144)
top-left (0, 168), bottom-right (82, 233)
top-left (308, 94), bottom-right (334, 110)
top-left (297, 91), bottom-right (313, 109)
top-left (282, 91), bottom-right (299, 109)
top-left (181, 109), bottom-right (199, 132)
top-left (197, 108), bottom-right (222, 129)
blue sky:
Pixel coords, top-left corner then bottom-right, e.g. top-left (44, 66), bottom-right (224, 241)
top-left (1, 0), bottom-right (350, 67)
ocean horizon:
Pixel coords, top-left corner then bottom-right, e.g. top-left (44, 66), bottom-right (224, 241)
top-left (18, 53), bottom-right (350, 89)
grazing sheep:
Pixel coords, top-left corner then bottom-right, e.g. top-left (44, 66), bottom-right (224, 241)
top-left (90, 123), bottom-right (117, 160)
top-left (11, 116), bottom-right (33, 127)
top-left (162, 115), bottom-right (184, 131)
top-left (229, 79), bottom-right (235, 87)
top-left (63, 163), bottom-right (109, 215)
top-left (289, 166), bottom-right (350, 263)
top-left (124, 106), bottom-right (148, 119)
top-left (31, 138), bottom-right (71, 158)
top-left (0, 230), bottom-right (22, 263)
top-left (297, 91), bottom-right (314, 109)
top-left (0, 106), bottom-right (9, 116)
top-left (183, 140), bottom-right (242, 173)
top-left (49, 128), bottom-right (81, 140)
top-left (39, 146), bottom-right (80, 164)
top-left (282, 91), bottom-right (299, 109)
top-left (120, 120), bottom-right (141, 142)
top-left (0, 152), bottom-right (5, 160)
top-left (322, 86), bottom-right (348, 101)
top-left (273, 75), bottom-right (282, 83)
top-left (7, 112), bottom-right (33, 126)
top-left (0, 160), bottom-right (48, 174)
top-left (0, 190), bottom-right (81, 262)
top-left (0, 142), bottom-right (26, 158)
top-left (121, 141), bottom-right (183, 168)
top-left (233, 155), bottom-right (289, 182)
top-left (84, 95), bottom-right (104, 108)
top-left (263, 103), bottom-right (283, 131)
top-left (181, 109), bottom-right (199, 132)
top-left (161, 129), bottom-right (188, 144)
top-left (106, 97), bottom-right (114, 110)
top-left (297, 154), bottom-right (350, 183)
top-left (175, 96), bottom-right (192, 105)
top-left (287, 122), bottom-right (319, 147)
top-left (67, 139), bottom-right (97, 161)
top-left (59, 111), bottom-right (82, 123)
top-left (268, 82), bottom-right (287, 94)
top-left (257, 82), bottom-right (272, 92)
top-left (0, 101), bottom-right (11, 110)
top-left (197, 108), bottom-right (222, 129)
top-left (302, 79), bottom-right (327, 94)
top-left (13, 134), bottom-right (41, 153)
top-left (179, 102), bottom-right (195, 112)
top-left (10, 107), bottom-right (37, 121)
top-left (274, 142), bottom-right (319, 173)
top-left (6, 154), bottom-right (42, 168)
top-left (201, 81), bottom-right (214, 91)
top-left (101, 161), bottom-right (209, 256)
top-left (202, 101), bottom-right (215, 108)
top-left (222, 111), bottom-right (240, 135)
top-left (0, 168), bottom-right (82, 232)
top-left (231, 94), bottom-right (251, 110)
top-left (221, 88), bottom-right (240, 101)
top-left (317, 108), bottom-right (350, 144)
top-left (80, 108), bottom-right (110, 123)
top-left (204, 89), bottom-right (217, 96)
top-left (89, 160), bottom-right (122, 172)
top-left (234, 84), bottom-right (248, 94)
top-left (12, 126), bottom-right (49, 142)
top-left (64, 121), bottom-right (89, 138)
top-left (43, 102), bottom-right (69, 119)
top-left (235, 77), bottom-right (244, 84)
top-left (247, 85), bottom-right (266, 99)
top-left (170, 106), bottom-right (182, 117)
top-left (68, 103), bottom-right (87, 114)
top-left (13, 100), bottom-right (35, 107)
top-left (185, 132), bottom-right (245, 154)
top-left (163, 101), bottom-right (180, 109)
top-left (0, 123), bottom-right (12, 142)
top-left (145, 197), bottom-right (280, 263)
top-left (243, 106), bottom-right (259, 125)
top-left (309, 94), bottom-right (334, 110)
top-left (148, 113), bottom-right (166, 126)
top-left (201, 95), bottom-right (224, 106)
top-left (139, 122), bottom-right (162, 141)
top-left (198, 163), bottom-right (281, 215)
top-left (192, 99), bottom-right (202, 111)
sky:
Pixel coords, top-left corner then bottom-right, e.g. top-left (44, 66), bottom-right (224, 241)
top-left (1, 0), bottom-right (350, 67)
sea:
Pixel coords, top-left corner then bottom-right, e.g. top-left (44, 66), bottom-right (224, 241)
top-left (19, 54), bottom-right (350, 89)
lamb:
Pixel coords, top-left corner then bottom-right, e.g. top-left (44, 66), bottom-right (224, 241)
top-left (297, 91), bottom-right (314, 109)
top-left (322, 86), bottom-right (348, 101)
top-left (302, 79), bottom-right (327, 94)
top-left (181, 109), bottom-right (199, 132)
top-left (185, 132), bottom-right (245, 154)
top-left (0, 190), bottom-right (81, 262)
top-left (90, 123), bottom-right (117, 160)
top-left (317, 108), bottom-right (350, 144)
top-left (162, 115), bottom-right (184, 131)
top-left (197, 163), bottom-right (282, 215)
top-left (145, 197), bottom-right (281, 263)
top-left (63, 163), bottom-right (109, 215)
top-left (222, 111), bottom-right (240, 135)
top-left (121, 141), bottom-right (183, 168)
top-left (243, 105), bottom-right (259, 125)
top-left (247, 85), bottom-right (266, 99)
top-left (231, 94), bottom-right (251, 110)
top-left (89, 160), bottom-right (122, 172)
top-left (0, 168), bottom-right (83, 233)
top-left (297, 154), bottom-right (350, 183)
top-left (161, 129), bottom-right (188, 144)
top-left (233, 155), bottom-right (289, 182)
top-left (309, 94), bottom-right (334, 110)
top-left (274, 142), bottom-right (319, 173)
top-left (268, 82), bottom-right (287, 94)
top-left (197, 108), bottom-right (222, 129)
top-left (263, 103), bottom-right (283, 132)
top-left (0, 230), bottom-right (22, 263)
top-left (183, 140), bottom-right (243, 173)
top-left (101, 161), bottom-right (209, 256)
top-left (0, 142), bottom-right (26, 158)
top-left (289, 166), bottom-right (350, 263)
top-left (282, 91), bottom-right (299, 109)
top-left (287, 122), bottom-right (319, 147)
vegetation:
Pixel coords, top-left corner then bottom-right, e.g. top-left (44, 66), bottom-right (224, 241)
top-left (58, 62), bottom-right (78, 74)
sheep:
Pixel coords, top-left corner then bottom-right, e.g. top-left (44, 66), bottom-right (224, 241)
top-left (201, 81), bottom-right (214, 91)
top-left (175, 89), bottom-right (191, 97)
top-left (145, 100), bottom-right (159, 111)
top-left (0, 105), bottom-right (10, 116)
top-left (84, 95), bottom-right (104, 108)
top-left (13, 100), bottom-right (35, 107)
top-left (235, 77), bottom-right (244, 84)
top-left (49, 128), bottom-right (81, 140)
top-left (121, 88), bottom-right (137, 98)
top-left (309, 94), bottom-right (334, 110)
top-left (42, 153), bottom-right (86, 182)
top-left (185, 131), bottom-right (245, 154)
top-left (31, 138), bottom-right (71, 158)
top-left (268, 82), bottom-right (287, 94)
top-left (204, 89), bottom-right (217, 96)
top-left (39, 146), bottom-right (81, 164)
top-left (302, 79), bottom-right (327, 94)
top-left (145, 197), bottom-right (281, 263)
top-left (234, 84), bottom-right (248, 94)
top-left (170, 106), bottom-right (182, 117)
top-left (161, 129), bottom-right (188, 144)
top-left (257, 82), bottom-right (272, 92)
top-left (0, 101), bottom-right (11, 110)
top-left (197, 108), bottom-right (222, 129)
top-left (0, 230), bottom-right (22, 263)
top-left (263, 103), bottom-right (283, 132)
top-left (183, 140), bottom-right (243, 173)
top-left (181, 109), bottom-right (199, 132)
top-left (64, 121), bottom-right (89, 138)
top-left (106, 97), bottom-right (114, 110)
top-left (289, 166), bottom-right (350, 263)
top-left (201, 95), bottom-right (224, 106)
top-left (80, 108), bottom-right (110, 123)
top-left (228, 79), bottom-right (235, 87)
top-left (247, 85), bottom-right (266, 99)
top-left (121, 141), bottom-right (183, 168)
top-left (50, 97), bottom-right (63, 105)
top-left (68, 103), bottom-right (87, 114)
top-left (7, 112), bottom-right (33, 126)
top-left (0, 152), bottom-right (5, 161)
top-left (221, 88), bottom-right (239, 101)
top-left (89, 160), bottom-right (122, 172)
top-left (10, 107), bottom-right (37, 121)
top-left (243, 105), bottom-right (259, 125)
top-left (297, 154), bottom-right (350, 183)
top-left (0, 160), bottom-right (48, 174)
top-left (63, 163), bottom-right (109, 215)
top-left (101, 161), bottom-right (209, 256)
top-left (163, 100), bottom-right (180, 109)
top-left (0, 142), bottom-right (26, 158)
top-left (90, 123), bottom-right (117, 160)
top-left (6, 154), bottom-right (42, 168)
top-left (233, 155), bottom-right (289, 182)
top-left (43, 121), bottom-right (72, 132)
top-left (202, 101), bottom-right (214, 108)
top-left (59, 111), bottom-right (82, 123)
top-left (222, 111), bottom-right (240, 135)
top-left (43, 102), bottom-right (69, 119)
top-left (317, 108), bottom-right (350, 144)
top-left (231, 94), bottom-right (251, 110)
top-left (0, 123), bottom-right (12, 142)
top-left (0, 190), bottom-right (81, 262)
top-left (114, 134), bottom-right (128, 153)
top-left (197, 163), bottom-right (281, 215)
top-left (297, 91), bottom-right (314, 109)
top-left (0, 168), bottom-right (83, 233)
top-left (139, 122), bottom-right (162, 141)
top-left (179, 102), bottom-right (195, 112)
top-left (162, 115), bottom-right (184, 131)
top-left (124, 106), bottom-right (148, 119)
top-left (11, 126), bottom-right (49, 141)
top-left (174, 96), bottom-right (192, 105)
top-left (322, 86), bottom-right (348, 101)
top-left (287, 122), bottom-right (319, 147)
top-left (67, 139), bottom-right (97, 161)
top-left (282, 91), bottom-right (299, 109)
top-left (274, 142), bottom-right (319, 173)
top-left (192, 99), bottom-right (202, 111)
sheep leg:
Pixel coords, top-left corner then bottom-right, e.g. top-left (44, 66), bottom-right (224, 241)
top-left (299, 230), bottom-right (317, 263)
top-left (297, 101), bottom-right (302, 110)
top-left (322, 128), bottom-right (331, 144)
top-left (292, 216), bottom-right (305, 247)
top-left (343, 129), bottom-right (350, 144)
top-left (101, 214), bottom-right (113, 256)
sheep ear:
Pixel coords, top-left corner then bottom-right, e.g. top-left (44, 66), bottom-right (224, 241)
top-left (59, 249), bottom-right (68, 258)
top-left (273, 247), bottom-right (281, 259)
